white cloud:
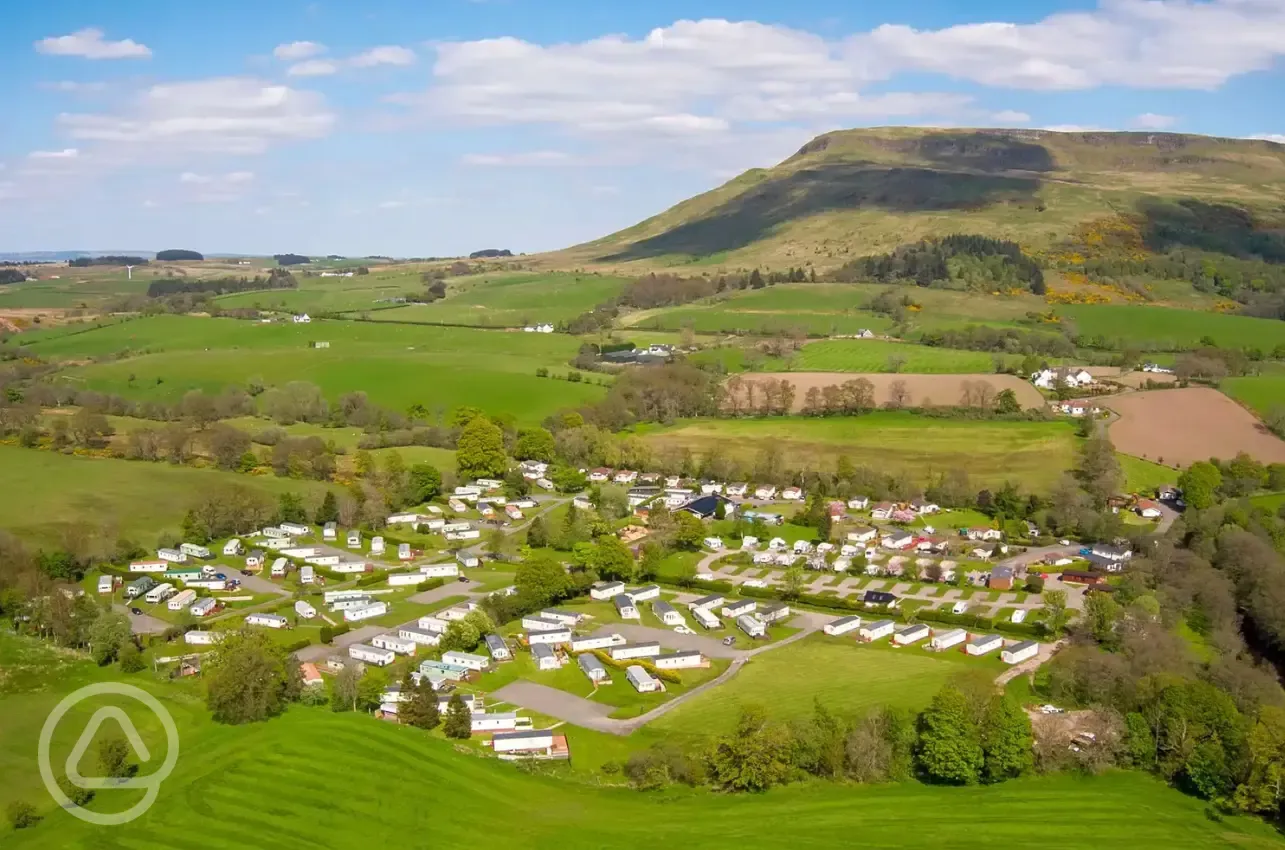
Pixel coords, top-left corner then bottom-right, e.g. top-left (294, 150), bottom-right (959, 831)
top-left (41, 80), bottom-right (109, 93)
top-left (178, 170), bottom-right (256, 202)
top-left (274, 41), bottom-right (326, 61)
top-left (28, 148), bottom-right (80, 159)
top-left (58, 77), bottom-right (335, 155)
top-left (377, 200), bottom-right (408, 208)
top-left (1133, 112), bottom-right (1177, 129)
top-left (1041, 124), bottom-right (1107, 133)
top-left (350, 46), bottom-right (416, 68)
top-left (991, 110), bottom-right (1031, 124)
top-left (288, 60), bottom-right (339, 77)
top-left (35, 28), bottom-right (151, 60)
top-left (461, 151), bottom-right (573, 167)
top-left (1250, 133), bottom-right (1285, 144)
top-left (851, 0), bottom-right (1285, 91)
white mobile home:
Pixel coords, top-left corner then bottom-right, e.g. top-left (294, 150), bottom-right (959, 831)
top-left (471, 712), bottom-right (526, 733)
top-left (614, 594), bottom-right (640, 620)
top-left (97, 575), bottom-right (115, 594)
top-left (184, 630), bottom-right (220, 645)
top-left (590, 580), bottom-right (625, 600)
top-left (167, 589), bottom-right (197, 610)
top-left (130, 560), bottom-right (168, 573)
top-left (689, 594), bottom-right (725, 611)
top-left (893, 624), bottom-right (930, 645)
top-left (531, 643), bottom-right (561, 671)
top-left (722, 599), bottom-right (756, 618)
top-left (185, 577), bottom-right (227, 591)
top-left (294, 600), bottom-right (317, 619)
top-left (325, 589), bottom-right (369, 603)
top-left (180, 543), bottom-right (211, 559)
top-left (759, 603), bottom-right (791, 624)
top-left (261, 526), bottom-right (289, 538)
top-left (247, 613), bottom-right (288, 629)
top-left (626, 666), bottom-right (660, 693)
top-left (737, 614), bottom-right (767, 638)
top-left (626, 585), bottom-right (661, 603)
top-left (539, 609), bottom-right (584, 627)
top-left (931, 628), bottom-right (967, 650)
top-left (823, 615), bottom-right (862, 636)
top-left (570, 634), bottom-right (624, 652)
top-left (304, 554), bottom-right (340, 567)
top-left (1011, 609), bottom-right (1028, 624)
top-left (388, 572), bottom-right (426, 587)
top-left (1001, 641), bottom-right (1040, 665)
top-left (527, 628), bottom-right (572, 646)
top-left (349, 644), bottom-right (395, 666)
top-left (343, 601), bottom-right (388, 622)
top-left (263, 537), bottom-right (293, 550)
top-left (280, 522), bottom-right (310, 536)
top-left (579, 653), bottom-right (609, 683)
top-left (398, 626), bottom-right (440, 647)
top-left (420, 562), bottom-right (460, 579)
top-left (300, 566), bottom-right (315, 584)
top-left (692, 607), bottom-right (721, 630)
top-left (370, 536), bottom-right (384, 555)
top-left (222, 539), bottom-right (243, 556)
top-left (522, 615), bottom-right (564, 632)
top-left (372, 634), bottom-right (417, 655)
top-left (158, 548), bottom-right (187, 564)
top-left (484, 634), bottom-right (511, 660)
top-left (323, 522), bottom-right (337, 541)
top-left (442, 651), bottom-right (489, 672)
top-left (245, 550), bottom-right (264, 569)
top-left (398, 543), bottom-right (412, 561)
top-left (271, 558), bottom-right (288, 577)
top-left (331, 596), bottom-right (373, 612)
top-left (189, 597), bottom-right (218, 618)
top-left (457, 552), bottom-right (480, 568)
top-left (859, 620), bottom-right (895, 642)
top-left (654, 650), bottom-right (705, 670)
top-left (446, 529), bottom-right (481, 541)
top-left (653, 600), bottom-right (684, 626)
top-left (143, 582), bottom-right (175, 604)
top-left (331, 561), bottom-right (370, 574)
top-left (609, 642), bottom-right (661, 661)
top-left (967, 634), bottom-right (1003, 656)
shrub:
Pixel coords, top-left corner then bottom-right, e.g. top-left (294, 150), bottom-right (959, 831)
top-left (1025, 576), bottom-right (1045, 593)
top-left (417, 577), bottom-right (446, 592)
top-left (56, 775), bottom-right (94, 807)
top-left (320, 626), bottom-right (333, 644)
top-left (6, 800), bottom-right (40, 829)
top-left (283, 638), bottom-right (312, 653)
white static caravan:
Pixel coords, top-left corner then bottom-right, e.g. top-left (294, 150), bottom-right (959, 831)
top-left (398, 626), bottom-right (441, 647)
top-left (246, 613), bottom-right (288, 629)
top-left (823, 615), bottom-right (862, 636)
top-left (190, 597), bottom-right (218, 618)
top-left (737, 614), bottom-right (767, 638)
top-left (349, 644), bottom-right (396, 666)
top-left (370, 536), bottom-right (385, 556)
top-left (471, 712), bottom-right (526, 733)
top-left (441, 651), bottom-right (489, 672)
top-left (654, 650), bottom-right (705, 670)
top-left (179, 543), bottom-right (211, 559)
top-left (626, 666), bottom-right (660, 693)
top-left (331, 561), bottom-right (370, 575)
top-left (158, 548), bottom-right (187, 564)
top-left (653, 600), bottom-right (684, 626)
top-left (270, 558), bottom-right (288, 577)
top-left (222, 539), bottom-right (243, 557)
top-left (484, 634), bottom-right (510, 661)
top-left (1001, 641), bottom-right (1040, 665)
top-left (331, 596), bottom-right (374, 612)
top-left (167, 589), bottom-right (197, 611)
top-left (323, 522), bottom-right (338, 541)
top-left (539, 609), bottom-right (584, 627)
top-left (371, 634), bottom-right (418, 655)
top-left (626, 585), bottom-right (661, 603)
top-left (614, 595), bottom-right (640, 620)
top-left (570, 634), bottom-right (624, 653)
top-left (692, 607), bottom-right (721, 630)
top-left (130, 560), bottom-right (168, 573)
top-left (931, 628), bottom-right (968, 650)
top-left (609, 642), bottom-right (662, 662)
top-left (97, 576), bottom-right (115, 594)
top-left (522, 615), bottom-right (564, 632)
top-left (343, 601), bottom-right (388, 623)
top-left (388, 572), bottom-right (425, 587)
top-left (579, 653), bottom-right (609, 683)
top-left (185, 577), bottom-right (227, 591)
top-left (590, 581), bottom-right (625, 601)
top-left (858, 620), bottom-right (895, 642)
top-left (722, 599), bottom-right (756, 618)
top-left (300, 566), bottom-right (315, 585)
top-left (263, 537), bottom-right (293, 551)
top-left (893, 624), bottom-right (930, 646)
top-left (295, 600), bottom-right (317, 619)
top-left (531, 643), bottom-right (561, 671)
top-left (527, 628), bottom-right (572, 646)
top-left (144, 583), bottom-right (175, 604)
top-left (457, 552), bottom-right (480, 569)
top-left (967, 634), bottom-right (1004, 656)
top-left (398, 543), bottom-right (412, 562)
top-left (304, 554), bottom-right (340, 567)
top-left (279, 522), bottom-right (311, 536)
top-left (1011, 609), bottom-right (1028, 624)
top-left (325, 589), bottom-right (368, 604)
top-left (347, 530), bottom-right (362, 548)
top-left (184, 630), bottom-right (220, 645)
top-left (421, 562), bottom-right (460, 579)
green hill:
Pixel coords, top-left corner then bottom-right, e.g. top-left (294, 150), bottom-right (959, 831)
top-left (558, 127), bottom-right (1285, 271)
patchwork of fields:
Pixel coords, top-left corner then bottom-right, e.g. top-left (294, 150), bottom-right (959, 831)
top-left (1062, 304), bottom-right (1285, 351)
top-left (780, 339), bottom-right (1002, 373)
top-left (1104, 387), bottom-right (1285, 466)
top-left (732, 372), bottom-right (1046, 410)
top-left (639, 413), bottom-right (1080, 489)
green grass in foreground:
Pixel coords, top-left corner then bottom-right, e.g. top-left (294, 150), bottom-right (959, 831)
top-left (638, 413), bottom-right (1079, 490)
top-left (0, 445), bottom-right (333, 547)
top-left (2, 633), bottom-right (1282, 848)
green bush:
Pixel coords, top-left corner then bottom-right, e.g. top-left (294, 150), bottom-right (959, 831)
top-left (356, 572), bottom-right (387, 587)
top-left (319, 626), bottom-right (333, 644)
top-left (282, 638), bottom-right (312, 653)
top-left (417, 577), bottom-right (446, 592)
top-left (586, 650), bottom-right (681, 684)
top-left (6, 800), bottom-right (40, 829)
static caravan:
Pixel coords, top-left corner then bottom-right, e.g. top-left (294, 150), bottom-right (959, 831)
top-left (759, 603), bottom-right (791, 624)
top-left (189, 597), bottom-right (218, 618)
top-left (443, 521), bottom-right (472, 534)
top-left (222, 539), bottom-right (243, 556)
top-left (893, 624), bottom-right (930, 646)
top-left (471, 712), bottom-right (525, 733)
top-left (185, 577), bottom-right (227, 591)
top-left (280, 522), bottom-right (311, 536)
top-left (527, 628), bottom-right (572, 646)
top-left (522, 615), bottom-right (564, 632)
top-left (386, 512), bottom-right (420, 525)
top-left (330, 595), bottom-right (374, 612)
top-left (300, 566), bottom-right (315, 585)
top-left (143, 582), bottom-right (175, 604)
top-left (737, 614), bottom-right (767, 638)
top-left (689, 594), bottom-right (725, 611)
top-left (626, 666), bottom-right (661, 693)
top-left (398, 626), bottom-right (441, 647)
top-left (457, 552), bottom-right (480, 569)
top-left (325, 589), bottom-right (368, 604)
top-left (966, 634), bottom-right (1003, 656)
top-left (951, 601), bottom-right (969, 615)
top-left (247, 613), bottom-right (288, 629)
top-left (858, 620), bottom-right (895, 642)
top-left (331, 561), bottom-right (370, 574)
top-left (270, 558), bottom-right (288, 577)
top-left (295, 600), bottom-right (317, 619)
top-left (348, 530), bottom-right (363, 548)
top-left (692, 607), bottom-right (721, 630)
top-left (97, 575), bottom-right (115, 594)
top-left (654, 650), bottom-right (704, 670)
top-left (531, 643), bottom-right (561, 671)
top-left (442, 651), bottom-right (489, 672)
top-left (370, 536), bottom-right (385, 556)
top-left (349, 644), bottom-right (396, 666)
top-left (590, 581), bottom-right (625, 601)
top-left (167, 589), bottom-right (197, 611)
top-left (653, 600), bottom-right (684, 626)
top-left (931, 628), bottom-right (968, 650)
top-left (388, 572), bottom-right (426, 587)
top-left (372, 634), bottom-right (417, 655)
top-left (570, 634), bottom-right (624, 652)
top-left (184, 630), bottom-right (219, 645)
top-left (124, 577), bottom-right (155, 599)
top-left (343, 601), bottom-right (388, 622)
top-left (263, 537), bottom-right (293, 550)
top-left (261, 526), bottom-right (289, 538)
top-left (398, 543), bottom-right (412, 562)
top-left (823, 615), bottom-right (862, 636)
top-left (323, 522), bottom-right (337, 541)
top-left (1011, 609), bottom-right (1028, 624)
top-left (245, 550), bottom-right (264, 569)
top-left (609, 642), bottom-right (661, 661)
top-left (722, 599), bottom-right (756, 618)
top-left (539, 609), bottom-right (584, 627)
top-left (180, 543), bottom-right (211, 559)
top-left (614, 594), bottom-right (640, 620)
top-left (130, 560), bottom-right (168, 573)
top-left (1001, 641), bottom-right (1040, 665)
top-left (158, 548), bottom-right (187, 564)
top-left (626, 585), bottom-right (661, 603)
top-left (484, 634), bottom-right (511, 661)
top-left (446, 529), bottom-right (481, 541)
top-left (304, 554), bottom-right (340, 567)
top-left (579, 653), bottom-right (609, 683)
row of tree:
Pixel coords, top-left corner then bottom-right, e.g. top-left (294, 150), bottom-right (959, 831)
top-left (146, 268), bottom-right (296, 297)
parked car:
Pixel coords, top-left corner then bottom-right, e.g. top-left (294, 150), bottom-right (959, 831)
top-left (721, 636), bottom-right (736, 646)
top-left (240, 569), bottom-right (251, 576)
top-left (673, 625), bottom-right (694, 635)
top-left (457, 576), bottom-right (470, 583)
top-left (130, 607), bottom-right (143, 616)
top-left (1060, 539), bottom-right (1071, 546)
top-left (215, 573), bottom-right (227, 580)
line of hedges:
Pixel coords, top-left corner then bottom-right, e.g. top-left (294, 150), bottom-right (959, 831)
top-left (283, 638), bottom-right (312, 653)
top-left (417, 577), bottom-right (446, 592)
top-left (586, 649), bottom-right (682, 685)
top-left (319, 623), bottom-right (351, 644)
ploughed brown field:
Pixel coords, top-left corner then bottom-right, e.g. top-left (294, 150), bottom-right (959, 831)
top-left (1104, 387), bottom-right (1285, 467)
top-left (730, 372), bottom-right (1045, 411)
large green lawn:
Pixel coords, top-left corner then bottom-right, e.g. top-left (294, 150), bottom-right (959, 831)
top-left (23, 315), bottom-right (603, 423)
top-left (3, 633), bottom-right (1281, 849)
top-left (1223, 374), bottom-right (1285, 419)
top-left (213, 268), bottom-right (427, 313)
top-left (1062, 304), bottom-right (1285, 351)
top-left (0, 445), bottom-right (333, 547)
top-left (639, 413), bottom-right (1080, 490)
top-left (779, 339), bottom-right (1000, 372)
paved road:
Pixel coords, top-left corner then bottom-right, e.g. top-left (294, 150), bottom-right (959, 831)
top-left (113, 604), bottom-right (170, 635)
top-left (589, 623), bottom-right (747, 659)
top-left (295, 625), bottom-right (385, 662)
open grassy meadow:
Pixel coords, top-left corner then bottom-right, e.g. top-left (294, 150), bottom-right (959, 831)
top-left (639, 413), bottom-right (1080, 489)
top-left (3, 633), bottom-right (1281, 850)
top-left (779, 339), bottom-right (1001, 373)
top-left (213, 267), bottom-right (428, 314)
top-left (22, 315), bottom-right (603, 423)
top-left (353, 272), bottom-right (630, 327)
top-left (1119, 454), bottom-right (1180, 492)
top-left (0, 445), bottom-right (333, 547)
top-left (1223, 373), bottom-right (1285, 419)
top-left (1062, 304), bottom-right (1285, 351)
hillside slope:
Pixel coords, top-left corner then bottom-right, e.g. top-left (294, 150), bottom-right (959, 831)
top-left (556, 128), bottom-right (1285, 271)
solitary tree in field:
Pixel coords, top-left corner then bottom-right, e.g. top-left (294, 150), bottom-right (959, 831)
top-left (456, 417), bottom-right (507, 480)
top-left (98, 732), bottom-right (133, 779)
top-left (444, 693), bottom-right (472, 739)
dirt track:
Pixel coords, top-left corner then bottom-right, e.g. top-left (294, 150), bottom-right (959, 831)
top-left (1104, 387), bottom-right (1285, 466)
top-left (731, 372), bottom-right (1044, 411)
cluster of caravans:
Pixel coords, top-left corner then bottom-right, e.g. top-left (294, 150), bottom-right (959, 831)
top-left (681, 593), bottom-right (790, 638)
top-left (822, 615), bottom-right (1038, 663)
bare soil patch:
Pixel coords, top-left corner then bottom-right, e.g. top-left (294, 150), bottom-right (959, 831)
top-left (732, 372), bottom-right (1044, 411)
top-left (1086, 366), bottom-right (1177, 389)
top-left (1104, 387), bottom-right (1285, 466)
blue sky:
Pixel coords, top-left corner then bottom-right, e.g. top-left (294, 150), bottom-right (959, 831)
top-left (1, 0), bottom-right (1283, 256)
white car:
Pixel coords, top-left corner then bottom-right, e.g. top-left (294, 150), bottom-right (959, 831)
top-left (1059, 540), bottom-right (1071, 546)
top-left (673, 625), bottom-right (695, 635)
top-left (743, 579), bottom-right (767, 588)
top-left (694, 573), bottom-right (717, 582)
top-left (1039, 704), bottom-right (1065, 715)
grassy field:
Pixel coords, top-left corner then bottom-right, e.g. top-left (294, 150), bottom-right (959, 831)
top-left (1223, 374), bottom-right (1285, 419)
top-left (778, 339), bottom-right (1001, 373)
top-left (1062, 304), bottom-right (1285, 351)
top-left (350, 272), bottom-right (630, 327)
top-left (651, 637), bottom-right (1000, 740)
top-left (22, 315), bottom-right (603, 423)
top-left (638, 413), bottom-right (1080, 490)
top-left (4, 632), bottom-right (1282, 849)
top-left (0, 445), bottom-right (334, 547)
top-left (213, 268), bottom-right (428, 313)
top-left (1118, 454), bottom-right (1180, 493)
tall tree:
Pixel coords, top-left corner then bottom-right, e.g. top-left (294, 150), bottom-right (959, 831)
top-left (444, 693), bottom-right (473, 739)
top-left (707, 706), bottom-right (794, 791)
top-left (89, 611), bottom-right (132, 666)
top-left (456, 417), bottom-right (507, 481)
top-left (204, 628), bottom-right (300, 724)
top-left (407, 463), bottom-right (442, 504)
top-left (982, 695), bottom-right (1034, 782)
top-left (315, 491), bottom-right (339, 525)
top-left (514, 427), bottom-right (556, 462)
top-left (916, 686), bottom-right (984, 785)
